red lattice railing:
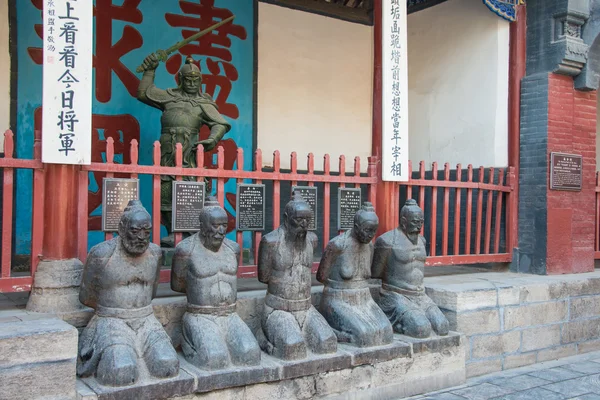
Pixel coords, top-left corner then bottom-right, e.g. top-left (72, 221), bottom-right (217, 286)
top-left (0, 130), bottom-right (516, 292)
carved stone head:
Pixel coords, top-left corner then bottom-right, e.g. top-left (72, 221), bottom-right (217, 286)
top-left (353, 202), bottom-right (379, 244)
top-left (399, 199), bottom-right (424, 237)
top-left (198, 196), bottom-right (228, 252)
top-left (283, 191), bottom-right (312, 238)
top-left (118, 200), bottom-right (152, 256)
top-left (179, 57), bottom-right (202, 95)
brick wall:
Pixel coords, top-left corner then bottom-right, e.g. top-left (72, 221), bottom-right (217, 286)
top-left (546, 74), bottom-right (597, 274)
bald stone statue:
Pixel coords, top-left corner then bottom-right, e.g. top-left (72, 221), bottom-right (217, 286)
top-left (77, 200), bottom-right (179, 387)
top-left (372, 199), bottom-right (449, 338)
top-left (257, 192), bottom-right (337, 360)
top-left (171, 197), bottom-right (260, 370)
top-left (317, 202), bottom-right (393, 347)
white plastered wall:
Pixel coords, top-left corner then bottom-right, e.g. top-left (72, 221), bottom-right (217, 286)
top-left (0, 0), bottom-right (9, 152)
top-left (257, 3), bottom-right (373, 172)
top-left (407, 0), bottom-right (509, 168)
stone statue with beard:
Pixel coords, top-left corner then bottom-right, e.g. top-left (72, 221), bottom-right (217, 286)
top-left (77, 200), bottom-right (179, 387)
top-left (257, 192), bottom-right (337, 360)
top-left (372, 199), bottom-right (449, 338)
top-left (171, 197), bottom-right (261, 370)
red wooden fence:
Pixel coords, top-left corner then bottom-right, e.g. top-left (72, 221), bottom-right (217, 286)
top-left (0, 130), bottom-right (516, 292)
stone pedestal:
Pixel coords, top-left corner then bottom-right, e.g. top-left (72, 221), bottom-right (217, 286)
top-left (26, 259), bottom-right (89, 322)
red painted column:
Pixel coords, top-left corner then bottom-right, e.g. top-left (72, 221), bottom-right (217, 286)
top-left (508, 5), bottom-right (526, 251)
top-left (372, 0), bottom-right (397, 235)
top-left (27, 161), bottom-right (85, 314)
top-left (546, 74), bottom-right (597, 274)
top-left (42, 164), bottom-right (80, 259)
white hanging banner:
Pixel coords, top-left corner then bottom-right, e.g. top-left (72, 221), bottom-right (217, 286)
top-left (42, 0), bottom-right (93, 165)
top-left (382, 0), bottom-right (409, 182)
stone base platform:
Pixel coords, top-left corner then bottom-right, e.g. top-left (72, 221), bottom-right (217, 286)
top-left (76, 332), bottom-right (465, 400)
top-left (425, 270), bottom-right (600, 378)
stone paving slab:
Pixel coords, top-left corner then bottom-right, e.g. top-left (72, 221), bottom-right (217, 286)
top-left (405, 350), bottom-right (600, 400)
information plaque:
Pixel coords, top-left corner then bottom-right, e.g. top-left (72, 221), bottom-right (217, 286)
top-left (338, 188), bottom-right (362, 230)
top-left (102, 178), bottom-right (140, 232)
top-left (172, 181), bottom-right (205, 232)
top-left (550, 152), bottom-right (583, 191)
top-left (236, 184), bottom-right (266, 231)
top-left (291, 186), bottom-right (318, 231)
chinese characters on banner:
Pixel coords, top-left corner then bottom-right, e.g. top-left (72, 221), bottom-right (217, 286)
top-left (42, 0), bottom-right (92, 164)
top-left (382, 0), bottom-right (409, 181)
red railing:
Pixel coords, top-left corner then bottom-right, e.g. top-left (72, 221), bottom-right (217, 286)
top-left (0, 131), bottom-right (516, 292)
top-left (79, 138), bottom-right (378, 282)
top-left (398, 161), bottom-right (516, 266)
top-left (0, 130), bottom-right (44, 292)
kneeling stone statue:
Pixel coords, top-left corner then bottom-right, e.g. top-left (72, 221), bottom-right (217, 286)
top-left (317, 202), bottom-right (393, 347)
top-left (372, 199), bottom-right (450, 338)
top-left (257, 192), bottom-right (338, 360)
top-left (171, 197), bottom-right (261, 370)
top-left (77, 200), bottom-right (179, 387)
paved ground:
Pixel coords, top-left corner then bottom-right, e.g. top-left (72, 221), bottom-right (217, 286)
top-left (406, 351), bottom-right (600, 400)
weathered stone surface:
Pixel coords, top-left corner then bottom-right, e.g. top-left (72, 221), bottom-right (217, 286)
top-left (562, 318), bottom-right (600, 343)
top-left (498, 287), bottom-right (521, 306)
top-left (399, 331), bottom-right (462, 354)
top-left (339, 339), bottom-right (410, 367)
top-left (278, 351), bottom-right (352, 380)
top-left (504, 301), bottom-right (568, 330)
top-left (570, 296), bottom-right (600, 320)
top-left (522, 324), bottom-right (562, 351)
top-left (314, 365), bottom-right (374, 397)
top-left (82, 369), bottom-right (195, 400)
top-left (536, 345), bottom-right (577, 362)
top-left (577, 339), bottom-right (600, 354)
top-left (0, 359), bottom-right (76, 400)
top-left (447, 309), bottom-right (501, 335)
top-left (0, 318), bottom-right (77, 367)
top-left (471, 331), bottom-right (521, 359)
top-left (26, 258), bottom-right (86, 315)
top-left (425, 286), bottom-right (497, 312)
top-left (466, 359), bottom-right (503, 378)
top-left (77, 380), bottom-right (98, 400)
top-left (180, 355), bottom-right (281, 393)
top-left (503, 353), bottom-right (537, 369)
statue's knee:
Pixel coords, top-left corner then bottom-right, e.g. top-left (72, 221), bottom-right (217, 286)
top-left (97, 345), bottom-right (139, 387)
top-left (428, 310), bottom-right (450, 336)
top-left (399, 310), bottom-right (432, 338)
top-left (145, 339), bottom-right (179, 378)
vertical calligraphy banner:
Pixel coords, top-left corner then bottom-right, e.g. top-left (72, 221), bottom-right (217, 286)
top-left (382, 0), bottom-right (409, 182)
top-left (16, 0), bottom-right (255, 254)
top-left (42, 0), bottom-right (92, 164)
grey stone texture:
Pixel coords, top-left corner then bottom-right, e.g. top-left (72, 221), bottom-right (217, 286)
top-left (75, 332), bottom-right (465, 400)
top-left (0, 318), bottom-right (78, 400)
top-left (426, 271), bottom-right (600, 377)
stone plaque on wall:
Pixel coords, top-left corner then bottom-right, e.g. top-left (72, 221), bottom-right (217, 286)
top-left (550, 152), bottom-right (582, 191)
top-left (102, 178), bottom-right (140, 232)
top-left (172, 181), bottom-right (205, 232)
top-left (236, 184), bottom-right (266, 231)
top-left (291, 186), bottom-right (318, 231)
top-left (338, 188), bottom-right (361, 230)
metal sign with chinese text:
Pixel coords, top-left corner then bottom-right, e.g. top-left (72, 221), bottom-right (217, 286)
top-left (236, 184), bottom-right (266, 231)
top-left (172, 181), bottom-right (206, 232)
top-left (550, 152), bottom-right (583, 191)
top-left (338, 188), bottom-right (361, 231)
top-left (42, 0), bottom-right (92, 164)
top-left (102, 178), bottom-right (139, 232)
top-left (291, 186), bottom-right (318, 231)
top-left (382, 0), bottom-right (409, 181)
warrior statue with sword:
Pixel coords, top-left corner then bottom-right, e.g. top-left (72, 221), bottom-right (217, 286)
top-left (136, 17), bottom-right (234, 246)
